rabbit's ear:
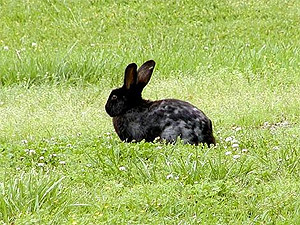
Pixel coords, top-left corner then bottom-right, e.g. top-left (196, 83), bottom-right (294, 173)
top-left (137, 60), bottom-right (155, 89)
top-left (124, 63), bottom-right (138, 90)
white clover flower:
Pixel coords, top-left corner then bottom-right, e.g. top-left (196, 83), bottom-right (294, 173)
top-left (233, 154), bottom-right (241, 160)
top-left (21, 139), bottom-right (28, 144)
top-left (32, 42), bottom-right (37, 47)
top-left (16, 167), bottom-right (21, 171)
top-left (39, 156), bottom-right (45, 160)
top-left (242, 149), bottom-right (248, 153)
top-left (51, 153), bottom-right (57, 158)
top-left (203, 46), bottom-right (209, 50)
top-left (235, 127), bottom-right (242, 131)
top-left (225, 137), bottom-right (233, 142)
top-left (232, 143), bottom-right (239, 148)
top-left (37, 163), bottom-right (45, 167)
top-left (154, 137), bottom-right (161, 142)
top-left (29, 149), bottom-right (36, 155)
top-left (166, 160), bottom-right (172, 166)
top-left (231, 138), bottom-right (239, 143)
top-left (166, 174), bottom-right (173, 179)
top-left (59, 161), bottom-right (66, 165)
top-left (225, 151), bottom-right (232, 155)
top-left (119, 166), bottom-right (126, 171)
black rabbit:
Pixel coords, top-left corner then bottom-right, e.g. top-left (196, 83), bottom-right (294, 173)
top-left (105, 60), bottom-right (215, 146)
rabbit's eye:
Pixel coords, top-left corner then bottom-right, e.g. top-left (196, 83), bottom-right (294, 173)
top-left (111, 95), bottom-right (117, 100)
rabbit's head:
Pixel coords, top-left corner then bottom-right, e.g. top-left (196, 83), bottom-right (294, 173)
top-left (105, 60), bottom-right (155, 117)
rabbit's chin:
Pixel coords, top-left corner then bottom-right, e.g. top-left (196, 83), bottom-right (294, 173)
top-left (106, 109), bottom-right (121, 117)
top-left (105, 101), bottom-right (127, 117)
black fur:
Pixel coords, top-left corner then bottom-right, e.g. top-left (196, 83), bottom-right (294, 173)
top-left (105, 60), bottom-right (215, 146)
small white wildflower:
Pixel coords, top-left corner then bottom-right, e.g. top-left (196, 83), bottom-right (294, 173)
top-left (225, 151), bottom-right (232, 155)
top-left (233, 154), bottom-right (241, 160)
top-left (3, 46), bottom-right (9, 51)
top-left (277, 158), bottom-right (283, 163)
top-left (24, 149), bottom-right (29, 153)
top-left (225, 137), bottom-right (233, 142)
top-left (231, 138), bottom-right (239, 143)
top-left (51, 153), bottom-right (57, 158)
top-left (235, 127), bottom-right (242, 132)
top-left (31, 42), bottom-right (37, 47)
top-left (119, 166), bottom-right (126, 171)
top-left (29, 149), bottom-right (36, 155)
top-left (154, 137), bottom-right (161, 142)
top-left (203, 46), bottom-right (209, 50)
top-left (16, 167), bottom-right (21, 171)
top-left (21, 139), bottom-right (28, 144)
top-left (232, 143), bottom-right (239, 148)
top-left (39, 156), bottom-right (45, 160)
top-left (166, 160), bottom-right (172, 166)
top-left (116, 183), bottom-right (124, 188)
top-left (156, 146), bottom-right (163, 150)
top-left (90, 43), bottom-right (95, 47)
top-left (242, 148), bottom-right (248, 153)
top-left (273, 146), bottom-right (280, 151)
top-left (59, 161), bottom-right (66, 165)
top-left (166, 174), bottom-right (173, 179)
top-left (37, 163), bottom-right (45, 167)
top-left (245, 43), bottom-right (250, 47)
top-left (86, 163), bottom-right (92, 167)
top-left (77, 132), bottom-right (82, 136)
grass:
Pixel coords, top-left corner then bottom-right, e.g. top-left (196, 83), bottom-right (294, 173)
top-left (0, 0), bottom-right (299, 224)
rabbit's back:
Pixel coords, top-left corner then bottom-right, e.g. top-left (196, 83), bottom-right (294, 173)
top-left (113, 99), bottom-right (215, 145)
top-left (148, 99), bottom-right (215, 145)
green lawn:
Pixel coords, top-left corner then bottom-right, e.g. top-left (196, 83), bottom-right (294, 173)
top-left (0, 0), bottom-right (299, 224)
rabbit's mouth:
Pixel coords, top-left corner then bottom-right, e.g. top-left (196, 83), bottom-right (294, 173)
top-left (105, 101), bottom-right (126, 117)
